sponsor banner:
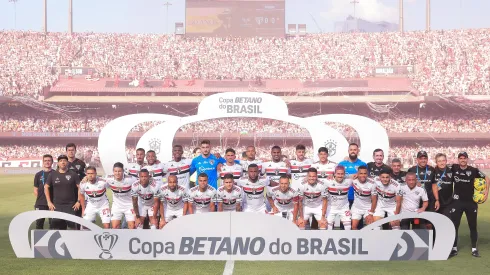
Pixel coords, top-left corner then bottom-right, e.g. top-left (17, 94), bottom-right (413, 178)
top-left (10, 211), bottom-right (454, 261)
top-left (59, 67), bottom-right (96, 76)
top-left (373, 66), bottom-right (414, 76)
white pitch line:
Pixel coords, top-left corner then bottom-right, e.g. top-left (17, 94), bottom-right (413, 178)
top-left (222, 260), bottom-right (235, 275)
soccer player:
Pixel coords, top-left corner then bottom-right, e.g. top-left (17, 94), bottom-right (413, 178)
top-left (144, 150), bottom-right (166, 188)
top-left (431, 153), bottom-right (454, 216)
top-left (33, 154), bottom-right (54, 229)
top-left (186, 173), bottom-right (217, 214)
top-left (290, 144), bottom-right (313, 191)
top-left (189, 140), bottom-right (226, 189)
top-left (373, 170), bottom-right (401, 230)
top-left (131, 169), bottom-right (159, 229)
top-left (267, 175), bottom-right (299, 222)
top-left (238, 164), bottom-right (271, 213)
top-left (156, 175), bottom-right (187, 228)
top-left (397, 172), bottom-right (429, 230)
top-left (45, 155), bottom-right (81, 230)
top-left (216, 174), bottom-right (243, 212)
top-left (311, 147), bottom-right (336, 185)
top-left (262, 146), bottom-right (289, 211)
top-left (79, 166), bottom-right (111, 229)
top-left (351, 166), bottom-right (377, 230)
top-left (106, 162), bottom-right (137, 229)
top-left (296, 168), bottom-right (327, 230)
top-left (366, 149), bottom-right (392, 178)
top-left (127, 148), bottom-right (146, 178)
top-left (240, 145), bottom-right (263, 178)
top-left (391, 158), bottom-right (407, 185)
top-left (338, 143), bottom-right (367, 208)
top-left (325, 166), bottom-right (353, 230)
top-left (218, 148), bottom-right (243, 184)
top-left (448, 152), bottom-right (489, 257)
top-left (165, 145), bottom-right (192, 190)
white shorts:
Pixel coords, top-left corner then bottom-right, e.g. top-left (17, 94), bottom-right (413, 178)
top-left (326, 207), bottom-right (351, 223)
top-left (83, 203), bottom-right (111, 224)
top-left (139, 203), bottom-right (155, 218)
top-left (273, 210), bottom-right (294, 221)
top-left (243, 205), bottom-right (267, 214)
top-left (351, 207), bottom-right (370, 221)
top-left (164, 208), bottom-right (183, 222)
top-left (303, 206), bottom-right (323, 222)
top-left (374, 205), bottom-right (396, 217)
top-left (111, 206), bottom-right (135, 222)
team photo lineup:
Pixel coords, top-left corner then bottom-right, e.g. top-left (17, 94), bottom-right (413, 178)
top-left (34, 139), bottom-right (489, 258)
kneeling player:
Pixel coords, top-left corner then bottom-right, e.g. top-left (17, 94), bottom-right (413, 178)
top-left (373, 170), bottom-right (401, 230)
top-left (156, 175), bottom-right (187, 228)
top-left (186, 173), bottom-right (217, 214)
top-left (79, 166), bottom-right (111, 229)
top-left (131, 169), bottom-right (159, 229)
top-left (397, 172), bottom-right (428, 229)
top-left (217, 174), bottom-right (243, 212)
top-left (106, 162), bottom-right (137, 229)
top-left (351, 166), bottom-right (377, 230)
top-left (267, 175), bottom-right (299, 222)
top-left (325, 166), bottom-right (353, 230)
top-left (297, 168), bottom-right (327, 230)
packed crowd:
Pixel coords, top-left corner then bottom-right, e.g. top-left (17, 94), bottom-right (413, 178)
top-left (1, 29), bottom-right (490, 98)
top-left (1, 113), bottom-right (489, 134)
top-left (2, 144), bottom-right (489, 169)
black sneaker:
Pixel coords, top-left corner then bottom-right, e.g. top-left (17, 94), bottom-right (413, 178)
top-left (472, 250), bottom-right (481, 258)
top-left (449, 249), bottom-right (458, 257)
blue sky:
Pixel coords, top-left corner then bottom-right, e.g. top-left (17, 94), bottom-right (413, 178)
top-left (0, 0), bottom-right (488, 33)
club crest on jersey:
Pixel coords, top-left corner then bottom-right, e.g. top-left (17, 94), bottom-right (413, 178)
top-left (324, 139), bottom-right (337, 156)
top-left (447, 173), bottom-right (452, 178)
top-left (65, 175), bottom-right (71, 181)
top-left (75, 165), bottom-right (81, 170)
top-left (466, 171), bottom-right (472, 177)
top-left (149, 138), bottom-right (161, 154)
top-left (209, 160), bottom-right (215, 165)
top-left (401, 176), bottom-right (406, 182)
top-left (275, 168), bottom-right (280, 175)
top-left (299, 167), bottom-right (303, 173)
top-left (427, 171), bottom-right (431, 176)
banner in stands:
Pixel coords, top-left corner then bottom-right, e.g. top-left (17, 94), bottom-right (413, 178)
top-left (10, 211), bottom-right (454, 261)
top-left (373, 65), bottom-right (414, 76)
top-left (98, 92), bottom-right (390, 173)
top-left (0, 159), bottom-right (57, 168)
top-left (59, 67), bottom-right (96, 76)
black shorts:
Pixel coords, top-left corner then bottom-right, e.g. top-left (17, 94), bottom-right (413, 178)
top-left (52, 204), bottom-right (78, 230)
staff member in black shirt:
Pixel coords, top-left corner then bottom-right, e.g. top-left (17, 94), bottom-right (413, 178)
top-left (408, 151), bottom-right (436, 230)
top-left (33, 154), bottom-right (54, 229)
top-left (431, 153), bottom-right (454, 216)
top-left (391, 158), bottom-right (407, 185)
top-left (45, 155), bottom-right (81, 230)
top-left (448, 152), bottom-right (489, 258)
top-left (66, 143), bottom-right (86, 229)
top-left (366, 149), bottom-right (392, 178)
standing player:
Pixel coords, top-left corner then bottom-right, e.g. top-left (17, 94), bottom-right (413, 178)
top-left (339, 143), bottom-right (367, 208)
top-left (311, 147), bottom-right (336, 185)
top-left (79, 167), bottom-right (111, 229)
top-left (391, 158), bottom-right (407, 185)
top-left (218, 148), bottom-right (243, 184)
top-left (66, 143), bottom-right (86, 229)
top-left (186, 173), bottom-right (217, 214)
top-left (296, 168), bottom-right (328, 230)
top-left (165, 145), bottom-right (191, 190)
top-left (267, 175), bottom-right (299, 222)
top-left (240, 146), bottom-right (263, 178)
top-left (351, 166), bottom-right (377, 230)
top-left (106, 162), bottom-right (137, 229)
top-left (290, 144), bottom-right (314, 191)
top-left (367, 149), bottom-right (392, 178)
top-left (127, 148), bottom-right (146, 178)
top-left (325, 166), bottom-right (353, 230)
top-left (238, 164), bottom-right (271, 213)
top-left (373, 170), bottom-right (401, 230)
top-left (156, 175), bottom-right (187, 228)
top-left (397, 172), bottom-right (429, 230)
top-left (33, 154), bottom-right (54, 229)
top-left (190, 140), bottom-right (227, 189)
top-left (263, 146), bottom-right (290, 210)
top-left (216, 174), bottom-right (243, 212)
top-left (131, 169), bottom-right (159, 229)
top-left (144, 150), bottom-right (166, 188)
top-left (431, 153), bottom-right (454, 216)
top-left (448, 152), bottom-right (489, 257)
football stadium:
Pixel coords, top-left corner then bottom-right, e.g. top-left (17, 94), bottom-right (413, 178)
top-left (1, 0), bottom-right (490, 274)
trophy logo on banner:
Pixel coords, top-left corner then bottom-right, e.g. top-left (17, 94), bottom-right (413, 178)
top-left (94, 232), bottom-right (119, 259)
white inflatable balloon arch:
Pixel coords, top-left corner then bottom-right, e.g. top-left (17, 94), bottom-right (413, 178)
top-left (98, 92), bottom-right (389, 173)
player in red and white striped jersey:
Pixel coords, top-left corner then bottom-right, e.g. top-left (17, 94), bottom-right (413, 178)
top-left (373, 170), bottom-right (402, 230)
top-left (296, 168), bottom-right (328, 230)
top-left (267, 175), bottom-right (299, 222)
top-left (218, 148), bottom-right (243, 185)
top-left (240, 146), bottom-right (263, 178)
top-left (156, 175), bottom-right (187, 228)
top-left (238, 164), bottom-right (271, 213)
top-left (325, 166), bottom-right (353, 230)
top-left (290, 144), bottom-right (313, 191)
top-left (144, 150), bottom-right (166, 189)
top-left (131, 169), bottom-right (160, 229)
top-left (79, 166), bottom-right (111, 229)
top-left (185, 173), bottom-right (217, 214)
top-left (165, 145), bottom-right (191, 190)
top-left (262, 146), bottom-right (290, 211)
top-left (351, 166), bottom-right (377, 230)
top-left (126, 148), bottom-right (146, 178)
top-left (311, 147), bottom-right (337, 185)
top-left (217, 174), bottom-right (243, 212)
top-left (106, 162), bottom-right (137, 229)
